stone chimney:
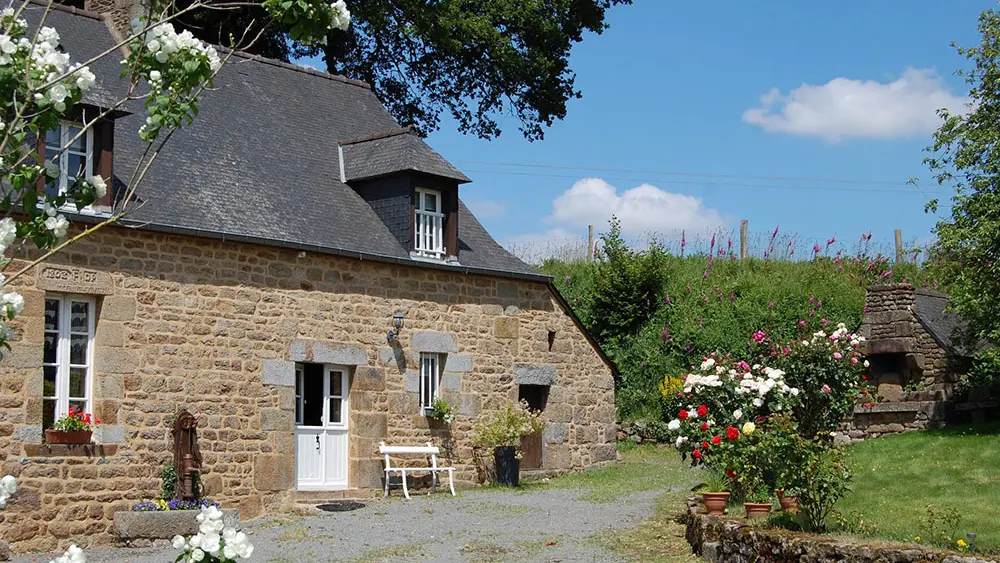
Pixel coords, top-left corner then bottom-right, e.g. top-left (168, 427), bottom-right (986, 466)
top-left (84, 0), bottom-right (147, 42)
top-left (859, 283), bottom-right (916, 348)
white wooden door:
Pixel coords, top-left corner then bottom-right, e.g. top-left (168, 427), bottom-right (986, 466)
top-left (295, 365), bottom-right (349, 491)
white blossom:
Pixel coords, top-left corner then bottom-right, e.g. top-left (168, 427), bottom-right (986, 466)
top-left (86, 174), bottom-right (107, 198)
top-left (330, 0), bottom-right (351, 30)
top-left (49, 544), bottom-right (85, 563)
top-left (732, 409), bottom-right (742, 420)
top-left (667, 419), bottom-right (680, 431)
top-left (44, 214), bottom-right (69, 238)
top-left (3, 292), bottom-right (24, 314)
top-left (700, 357), bottom-right (716, 371)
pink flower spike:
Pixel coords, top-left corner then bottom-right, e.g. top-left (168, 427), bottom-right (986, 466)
top-left (827, 236), bottom-right (836, 246)
top-left (772, 225), bottom-right (779, 239)
top-left (813, 243), bottom-right (821, 254)
top-left (710, 233), bottom-right (716, 249)
top-left (768, 300), bottom-right (774, 309)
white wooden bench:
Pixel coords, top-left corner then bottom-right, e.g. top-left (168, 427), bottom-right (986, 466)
top-left (378, 441), bottom-right (456, 499)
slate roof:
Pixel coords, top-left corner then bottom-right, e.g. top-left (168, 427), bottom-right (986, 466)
top-left (31, 3), bottom-right (543, 281)
top-left (340, 127), bottom-right (470, 183)
top-left (913, 289), bottom-right (984, 357)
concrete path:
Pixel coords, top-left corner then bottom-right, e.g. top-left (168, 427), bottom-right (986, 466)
top-left (11, 485), bottom-right (677, 563)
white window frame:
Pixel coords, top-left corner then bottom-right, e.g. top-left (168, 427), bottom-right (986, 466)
top-left (294, 364), bottom-right (304, 425)
top-left (43, 294), bottom-right (95, 428)
top-left (414, 188), bottom-right (445, 259)
top-left (419, 353), bottom-right (441, 412)
top-left (44, 120), bottom-right (94, 197)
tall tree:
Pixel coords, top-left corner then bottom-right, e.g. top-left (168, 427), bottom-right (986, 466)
top-left (166, 0), bottom-right (632, 141)
top-left (924, 6), bottom-right (1000, 346)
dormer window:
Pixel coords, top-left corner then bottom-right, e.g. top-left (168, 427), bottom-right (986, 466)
top-left (414, 187), bottom-right (445, 259)
top-left (44, 121), bottom-right (93, 198)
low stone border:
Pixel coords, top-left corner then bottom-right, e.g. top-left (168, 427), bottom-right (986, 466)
top-left (113, 509), bottom-right (241, 547)
top-left (684, 498), bottom-right (996, 563)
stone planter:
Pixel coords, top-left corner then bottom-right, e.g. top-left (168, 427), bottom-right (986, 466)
top-left (776, 489), bottom-right (798, 512)
top-left (114, 509), bottom-right (241, 542)
top-left (44, 429), bottom-right (92, 444)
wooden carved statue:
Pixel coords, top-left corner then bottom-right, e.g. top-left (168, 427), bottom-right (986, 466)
top-left (172, 410), bottom-right (202, 501)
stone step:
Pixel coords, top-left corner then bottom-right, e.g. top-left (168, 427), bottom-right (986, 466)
top-left (294, 489), bottom-right (379, 504)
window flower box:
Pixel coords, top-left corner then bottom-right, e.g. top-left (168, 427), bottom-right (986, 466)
top-left (44, 429), bottom-right (92, 445)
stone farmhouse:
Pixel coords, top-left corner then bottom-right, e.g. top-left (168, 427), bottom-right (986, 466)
top-left (0, 2), bottom-right (617, 553)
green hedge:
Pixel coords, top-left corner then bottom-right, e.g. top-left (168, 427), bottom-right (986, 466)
top-left (540, 229), bottom-right (929, 421)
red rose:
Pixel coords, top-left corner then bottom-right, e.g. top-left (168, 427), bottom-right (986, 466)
top-left (712, 435), bottom-right (722, 446)
top-left (679, 410), bottom-right (689, 420)
top-left (702, 441), bottom-right (710, 450)
top-left (700, 422), bottom-right (709, 431)
top-left (692, 449), bottom-right (702, 460)
top-left (696, 404), bottom-right (708, 417)
top-left (861, 375), bottom-right (868, 381)
top-left (726, 468), bottom-right (736, 479)
top-left (726, 427), bottom-right (739, 440)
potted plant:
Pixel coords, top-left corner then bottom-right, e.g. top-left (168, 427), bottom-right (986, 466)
top-left (44, 407), bottom-right (99, 445)
top-left (425, 398), bottom-right (456, 424)
top-left (743, 485), bottom-right (773, 518)
top-left (698, 472), bottom-right (732, 515)
top-left (471, 400), bottom-right (542, 487)
top-left (775, 488), bottom-right (798, 512)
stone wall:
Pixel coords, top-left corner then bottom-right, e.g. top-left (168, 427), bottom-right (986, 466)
top-left (685, 500), bottom-right (994, 563)
top-left (0, 225), bottom-right (616, 553)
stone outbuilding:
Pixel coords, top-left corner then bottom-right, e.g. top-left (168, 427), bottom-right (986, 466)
top-left (0, 3), bottom-right (617, 554)
top-left (845, 283), bottom-right (979, 440)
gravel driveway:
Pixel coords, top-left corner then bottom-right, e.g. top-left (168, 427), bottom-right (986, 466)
top-left (12, 484), bottom-right (680, 563)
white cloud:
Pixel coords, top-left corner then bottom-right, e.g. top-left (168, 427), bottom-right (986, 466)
top-left (465, 199), bottom-right (507, 219)
top-left (742, 67), bottom-right (967, 141)
top-left (549, 177), bottom-right (728, 235)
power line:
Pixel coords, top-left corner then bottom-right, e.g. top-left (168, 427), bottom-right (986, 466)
top-left (453, 159), bottom-right (931, 188)
top-left (461, 168), bottom-right (941, 195)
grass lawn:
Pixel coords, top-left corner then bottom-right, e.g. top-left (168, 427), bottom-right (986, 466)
top-left (838, 422), bottom-right (1000, 554)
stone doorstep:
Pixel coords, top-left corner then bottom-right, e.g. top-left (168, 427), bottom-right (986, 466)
top-left (113, 509), bottom-right (241, 540)
top-left (292, 489), bottom-right (381, 504)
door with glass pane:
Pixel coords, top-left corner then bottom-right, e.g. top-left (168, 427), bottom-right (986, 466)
top-left (294, 364), bottom-right (349, 490)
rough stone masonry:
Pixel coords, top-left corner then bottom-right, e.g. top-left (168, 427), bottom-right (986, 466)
top-left (0, 225), bottom-right (616, 554)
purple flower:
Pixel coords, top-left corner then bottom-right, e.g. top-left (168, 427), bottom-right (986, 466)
top-left (813, 243), bottom-right (821, 254)
top-left (821, 317), bottom-right (829, 326)
top-left (681, 230), bottom-right (686, 255)
top-left (563, 275), bottom-right (570, 287)
top-left (729, 292), bottom-right (735, 303)
top-left (593, 242), bottom-right (599, 258)
top-left (809, 296), bottom-right (815, 305)
top-left (727, 237), bottom-right (732, 252)
top-left (772, 225), bottom-right (779, 239)
top-left (752, 330), bottom-right (766, 343)
top-left (686, 282), bottom-right (692, 293)
top-left (768, 300), bottom-right (774, 310)
top-left (703, 270), bottom-right (709, 280)
top-left (817, 299), bottom-right (823, 308)
top-left (662, 327), bottom-right (669, 340)
top-left (710, 233), bottom-right (716, 250)
top-left (665, 295), bottom-right (671, 305)
top-left (826, 236), bottom-right (836, 246)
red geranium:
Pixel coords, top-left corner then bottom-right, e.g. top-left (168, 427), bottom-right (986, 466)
top-left (692, 449), bottom-right (702, 460)
top-left (702, 441), bottom-right (710, 450)
top-left (700, 422), bottom-right (709, 431)
top-left (712, 435), bottom-right (721, 446)
top-left (726, 426), bottom-right (739, 440)
top-left (679, 409), bottom-right (689, 420)
top-left (726, 468), bottom-right (736, 479)
top-left (696, 404), bottom-right (708, 417)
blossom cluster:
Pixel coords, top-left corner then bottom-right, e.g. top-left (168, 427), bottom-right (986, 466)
top-left (49, 545), bottom-right (86, 563)
top-left (173, 504), bottom-right (253, 562)
top-left (132, 498), bottom-right (220, 512)
top-left (0, 474), bottom-right (16, 508)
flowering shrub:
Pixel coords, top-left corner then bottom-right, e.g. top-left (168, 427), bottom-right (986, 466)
top-left (172, 504), bottom-right (253, 562)
top-left (49, 545), bottom-right (86, 563)
top-left (132, 498), bottom-right (220, 512)
top-left (425, 398), bottom-right (456, 423)
top-left (50, 407), bottom-right (100, 432)
top-left (0, 474), bottom-right (15, 508)
top-left (472, 400), bottom-right (543, 450)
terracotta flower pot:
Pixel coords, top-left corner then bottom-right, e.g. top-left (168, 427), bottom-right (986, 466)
top-left (743, 502), bottom-right (773, 518)
top-left (776, 489), bottom-right (798, 512)
top-left (44, 429), bottom-right (92, 445)
top-left (701, 492), bottom-right (730, 515)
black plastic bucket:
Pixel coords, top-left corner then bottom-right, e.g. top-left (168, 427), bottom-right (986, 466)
top-left (494, 446), bottom-right (520, 487)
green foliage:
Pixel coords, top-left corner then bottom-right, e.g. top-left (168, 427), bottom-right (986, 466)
top-left (472, 400), bottom-right (543, 449)
top-left (793, 445), bottom-right (851, 533)
top-left (923, 5), bottom-right (1000, 348)
top-left (919, 504), bottom-right (964, 548)
top-left (159, 464), bottom-right (177, 500)
top-left (587, 217), bottom-right (666, 343)
top-left (543, 244), bottom-right (925, 421)
top-left (426, 398), bottom-right (456, 423)
top-left (966, 348), bottom-right (1000, 392)
top-left (157, 0), bottom-right (632, 141)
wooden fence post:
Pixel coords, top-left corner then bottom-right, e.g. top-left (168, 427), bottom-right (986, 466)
top-left (740, 220), bottom-right (748, 261)
top-left (587, 225), bottom-right (594, 262)
top-left (895, 229), bottom-right (903, 264)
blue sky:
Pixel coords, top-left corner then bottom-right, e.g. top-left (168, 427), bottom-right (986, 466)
top-left (321, 2), bottom-right (993, 261)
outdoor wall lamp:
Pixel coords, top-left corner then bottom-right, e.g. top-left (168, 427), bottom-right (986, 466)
top-left (387, 312), bottom-right (405, 343)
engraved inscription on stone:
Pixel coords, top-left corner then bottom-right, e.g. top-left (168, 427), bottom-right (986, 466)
top-left (36, 265), bottom-right (114, 295)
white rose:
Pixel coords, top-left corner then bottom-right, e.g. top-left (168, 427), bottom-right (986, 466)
top-left (667, 419), bottom-right (680, 431)
top-left (86, 174), bottom-right (107, 198)
top-left (732, 409), bottom-right (742, 420)
top-left (191, 548), bottom-right (205, 562)
top-left (863, 360), bottom-right (870, 368)
top-left (171, 535), bottom-right (187, 549)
